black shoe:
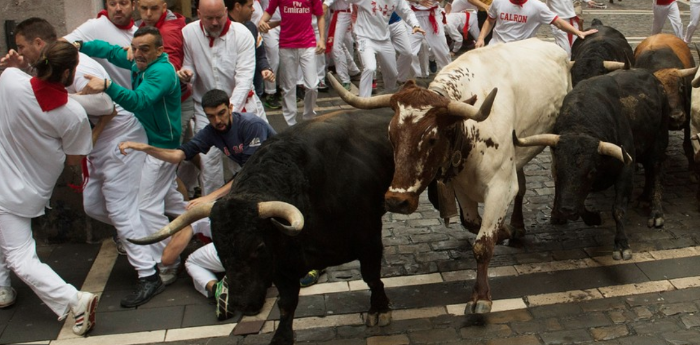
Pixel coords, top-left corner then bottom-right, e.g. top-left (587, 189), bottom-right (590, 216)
top-left (120, 273), bottom-right (165, 308)
top-left (318, 80), bottom-right (329, 92)
top-left (262, 93), bottom-right (281, 110)
top-left (429, 60), bottom-right (437, 74)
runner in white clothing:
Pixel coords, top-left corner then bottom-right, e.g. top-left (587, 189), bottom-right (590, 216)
top-left (409, 0), bottom-right (452, 75)
top-left (345, 0), bottom-right (425, 97)
top-left (444, 11), bottom-right (480, 54)
top-left (323, 0), bottom-right (355, 90)
top-left (546, 0), bottom-right (580, 58)
top-left (0, 42), bottom-right (98, 336)
top-left (686, 0), bottom-right (700, 44)
top-left (476, 0), bottom-right (596, 48)
top-left (179, 0), bottom-right (259, 198)
top-left (652, 0), bottom-right (683, 39)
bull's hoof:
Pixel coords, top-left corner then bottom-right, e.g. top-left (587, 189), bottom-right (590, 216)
top-left (647, 215), bottom-right (664, 228)
top-left (378, 311), bottom-right (392, 326)
top-left (365, 312), bottom-right (378, 326)
top-left (612, 249), bottom-right (633, 261)
top-left (465, 300), bottom-right (492, 314)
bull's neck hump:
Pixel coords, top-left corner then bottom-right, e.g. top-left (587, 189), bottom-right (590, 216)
top-left (429, 67), bottom-right (475, 101)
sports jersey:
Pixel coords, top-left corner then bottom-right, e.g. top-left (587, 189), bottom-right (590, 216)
top-left (0, 68), bottom-right (92, 217)
top-left (180, 112), bottom-right (276, 166)
top-left (487, 0), bottom-right (558, 44)
top-left (265, 0), bottom-right (324, 48)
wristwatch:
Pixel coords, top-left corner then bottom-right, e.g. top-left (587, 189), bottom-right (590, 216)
top-left (73, 40), bottom-right (83, 51)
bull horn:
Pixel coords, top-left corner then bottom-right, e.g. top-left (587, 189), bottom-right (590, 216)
top-left (327, 72), bottom-right (392, 109)
top-left (258, 201), bottom-right (304, 236)
top-left (677, 66), bottom-right (699, 78)
top-left (568, 60), bottom-right (576, 70)
top-left (447, 87), bottom-right (498, 122)
top-left (598, 141), bottom-right (633, 165)
top-left (512, 131), bottom-right (560, 147)
top-left (603, 61), bottom-right (626, 71)
top-left (693, 75), bottom-right (700, 88)
top-left (127, 202), bottom-right (215, 245)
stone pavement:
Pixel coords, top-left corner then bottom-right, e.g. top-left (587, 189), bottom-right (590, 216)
top-left (3, 1), bottom-right (700, 344)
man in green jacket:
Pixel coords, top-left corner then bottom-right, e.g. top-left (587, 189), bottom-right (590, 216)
top-left (77, 26), bottom-right (187, 308)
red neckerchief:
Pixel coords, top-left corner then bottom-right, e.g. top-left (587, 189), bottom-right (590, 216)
top-left (140, 10), bottom-right (167, 28)
top-left (463, 12), bottom-right (471, 38)
top-left (97, 10), bottom-right (135, 30)
top-left (509, 0), bottom-right (527, 7)
top-left (411, 5), bottom-right (441, 33)
top-left (30, 77), bottom-right (68, 112)
top-left (200, 17), bottom-right (232, 47)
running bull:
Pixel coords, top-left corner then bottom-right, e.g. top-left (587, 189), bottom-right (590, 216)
top-left (569, 19), bottom-right (633, 86)
top-left (130, 110), bottom-right (396, 345)
top-left (329, 38), bottom-right (571, 314)
top-left (514, 67), bottom-right (670, 261)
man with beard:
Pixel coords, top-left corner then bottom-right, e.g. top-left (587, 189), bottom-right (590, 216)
top-left (118, 88), bottom-right (275, 203)
top-left (0, 41), bottom-right (97, 335)
top-left (76, 26), bottom-right (186, 308)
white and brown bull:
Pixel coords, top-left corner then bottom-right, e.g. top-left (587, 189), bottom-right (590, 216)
top-left (329, 38), bottom-right (571, 315)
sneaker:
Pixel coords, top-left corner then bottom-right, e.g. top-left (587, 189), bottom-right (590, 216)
top-left (159, 265), bottom-right (179, 286)
top-left (342, 82), bottom-right (352, 91)
top-left (0, 286), bottom-right (16, 308)
top-left (318, 80), bottom-right (329, 92)
top-left (120, 273), bottom-right (165, 308)
top-left (215, 276), bottom-right (233, 321)
top-left (429, 60), bottom-right (437, 74)
top-left (72, 292), bottom-right (98, 336)
top-left (262, 93), bottom-right (281, 109)
top-left (300, 269), bottom-right (322, 287)
top-left (589, 1), bottom-right (607, 8)
top-left (112, 235), bottom-right (126, 256)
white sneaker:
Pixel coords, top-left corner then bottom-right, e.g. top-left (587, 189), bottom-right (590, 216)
top-left (71, 292), bottom-right (98, 336)
top-left (0, 286), bottom-right (16, 308)
top-left (159, 265), bottom-right (179, 286)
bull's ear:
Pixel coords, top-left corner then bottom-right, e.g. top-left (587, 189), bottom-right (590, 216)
top-left (401, 80), bottom-right (417, 90)
top-left (624, 53), bottom-right (632, 70)
top-left (620, 145), bottom-right (633, 165)
top-left (463, 94), bottom-right (477, 106)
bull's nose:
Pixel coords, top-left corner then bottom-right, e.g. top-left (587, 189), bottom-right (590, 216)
top-left (669, 111), bottom-right (686, 130)
top-left (384, 192), bottom-right (418, 214)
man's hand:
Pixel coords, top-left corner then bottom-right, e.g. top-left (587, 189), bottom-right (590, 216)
top-left (0, 50), bottom-right (28, 69)
top-left (578, 28), bottom-right (599, 39)
top-left (258, 21), bottom-right (271, 34)
top-left (124, 46), bottom-right (134, 61)
top-left (262, 69), bottom-right (275, 82)
top-left (177, 69), bottom-right (194, 83)
top-left (412, 26), bottom-right (426, 35)
top-left (316, 41), bottom-right (326, 55)
top-left (81, 74), bottom-right (107, 95)
top-left (118, 141), bottom-right (148, 155)
top-left (186, 193), bottom-right (218, 210)
top-left (475, 38), bottom-right (486, 48)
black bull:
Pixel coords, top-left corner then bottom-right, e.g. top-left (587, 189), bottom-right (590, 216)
top-left (570, 19), bottom-right (635, 87)
top-left (515, 68), bottom-right (669, 260)
top-left (130, 110), bottom-right (396, 345)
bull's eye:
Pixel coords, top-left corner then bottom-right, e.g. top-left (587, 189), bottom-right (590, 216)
top-left (428, 138), bottom-right (437, 146)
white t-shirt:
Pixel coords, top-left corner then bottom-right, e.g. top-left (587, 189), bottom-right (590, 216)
top-left (546, 0), bottom-right (576, 19)
top-left (346, 0), bottom-right (420, 40)
top-left (487, 0), bottom-right (558, 44)
top-left (64, 16), bottom-right (137, 90)
top-left (451, 0), bottom-right (478, 13)
top-left (0, 68), bottom-right (92, 217)
top-left (191, 218), bottom-right (213, 239)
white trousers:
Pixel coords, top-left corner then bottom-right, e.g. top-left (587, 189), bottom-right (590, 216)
top-left (391, 21), bottom-right (414, 83)
top-left (410, 11), bottom-right (451, 75)
top-left (685, 2), bottom-right (700, 43)
top-left (0, 212), bottom-right (78, 318)
top-left (329, 12), bottom-right (354, 83)
top-left (652, 2), bottom-right (683, 39)
top-left (139, 156), bottom-right (187, 269)
top-left (357, 37), bottom-right (398, 97)
top-left (279, 47), bottom-right (318, 126)
top-left (83, 124), bottom-right (157, 278)
top-left (550, 17), bottom-right (580, 58)
top-left (263, 27), bottom-right (281, 95)
top-left (185, 242), bottom-right (224, 298)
